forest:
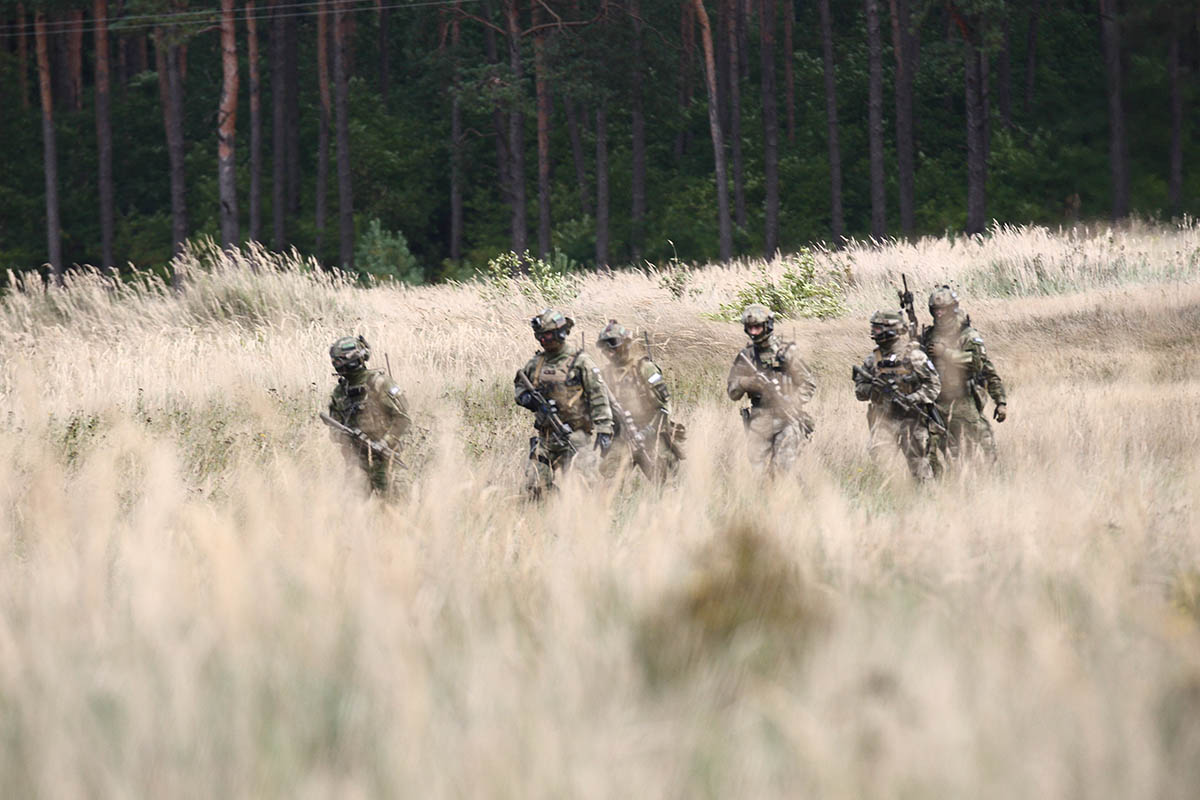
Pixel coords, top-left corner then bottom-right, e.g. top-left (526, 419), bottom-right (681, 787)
top-left (0, 0), bottom-right (1196, 284)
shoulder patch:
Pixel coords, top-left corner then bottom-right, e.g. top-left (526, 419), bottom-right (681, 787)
top-left (389, 385), bottom-right (401, 397)
top-left (648, 373), bottom-right (663, 385)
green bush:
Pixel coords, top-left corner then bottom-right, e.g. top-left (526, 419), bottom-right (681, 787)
top-left (355, 219), bottom-right (424, 284)
top-left (715, 249), bottom-right (847, 321)
top-left (478, 249), bottom-right (581, 305)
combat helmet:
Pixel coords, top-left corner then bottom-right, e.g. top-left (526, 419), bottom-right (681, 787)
top-left (928, 285), bottom-right (960, 319)
top-left (597, 319), bottom-right (634, 360)
top-left (869, 310), bottom-right (905, 346)
top-left (531, 308), bottom-right (574, 346)
top-left (330, 334), bottom-right (370, 373)
top-left (741, 303), bottom-right (775, 345)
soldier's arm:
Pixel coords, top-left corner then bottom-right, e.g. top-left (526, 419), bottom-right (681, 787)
top-left (965, 331), bottom-right (1007, 404)
top-left (373, 375), bottom-right (412, 440)
top-left (727, 353), bottom-right (753, 401)
top-left (513, 357), bottom-right (538, 403)
top-left (579, 354), bottom-right (614, 435)
top-left (640, 360), bottom-right (671, 414)
top-left (786, 351), bottom-right (817, 405)
top-left (907, 350), bottom-right (941, 404)
top-left (853, 356), bottom-right (875, 402)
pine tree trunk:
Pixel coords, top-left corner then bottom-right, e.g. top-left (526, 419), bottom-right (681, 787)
top-left (247, 1), bottom-right (263, 243)
top-left (156, 28), bottom-right (189, 265)
top-left (450, 14), bottom-right (463, 263)
top-left (284, 13), bottom-right (300, 217)
top-left (1168, 25), bottom-right (1182, 216)
top-left (595, 102), bottom-right (609, 267)
top-left (218, 0), bottom-right (239, 249)
top-left (18, 4), bottom-right (29, 109)
top-left (315, 0), bottom-right (331, 256)
top-left (564, 97), bottom-right (592, 217)
top-left (965, 34), bottom-right (987, 235)
top-left (889, 0), bottom-right (916, 236)
top-left (760, 0), bottom-right (779, 256)
top-left (271, 0), bottom-right (286, 249)
top-left (1098, 0), bottom-right (1128, 219)
top-left (532, 0), bottom-right (551, 259)
top-left (630, 0), bottom-right (647, 262)
top-left (333, 0), bottom-right (355, 268)
top-left (1023, 0), bottom-right (1042, 116)
top-left (67, 9), bottom-right (85, 112)
top-left (94, 0), bottom-right (115, 273)
top-left (866, 0), bottom-right (886, 238)
top-left (728, 0), bottom-right (746, 229)
top-left (505, 0), bottom-right (527, 255)
top-left (783, 0), bottom-right (794, 144)
top-left (818, 0), bottom-right (844, 244)
top-left (693, 0), bottom-right (733, 262)
top-left (675, 0), bottom-right (695, 160)
top-left (35, 12), bottom-right (63, 284)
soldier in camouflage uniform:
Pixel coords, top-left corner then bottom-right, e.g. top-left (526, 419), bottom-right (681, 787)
top-left (919, 286), bottom-right (1007, 476)
top-left (853, 311), bottom-right (941, 482)
top-left (726, 304), bottom-right (817, 475)
top-left (326, 335), bottom-right (412, 494)
top-left (514, 309), bottom-right (614, 498)
top-left (594, 320), bottom-right (685, 481)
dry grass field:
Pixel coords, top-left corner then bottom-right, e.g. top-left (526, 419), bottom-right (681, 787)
top-left (2, 222), bottom-right (1199, 798)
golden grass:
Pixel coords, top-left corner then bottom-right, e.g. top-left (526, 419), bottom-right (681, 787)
top-left (1, 224), bottom-right (1199, 797)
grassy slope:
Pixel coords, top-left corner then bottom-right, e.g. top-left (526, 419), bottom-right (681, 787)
top-left (1, 226), bottom-right (1199, 797)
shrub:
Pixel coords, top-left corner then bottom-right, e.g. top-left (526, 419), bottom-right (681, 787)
top-left (478, 249), bottom-right (581, 305)
top-left (715, 249), bottom-right (847, 321)
top-left (355, 219), bottom-right (424, 284)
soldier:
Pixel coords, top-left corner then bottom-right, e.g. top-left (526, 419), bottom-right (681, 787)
top-left (852, 311), bottom-right (942, 482)
top-left (919, 286), bottom-right (1007, 476)
top-left (726, 304), bottom-right (816, 475)
top-left (324, 335), bottom-right (412, 494)
top-left (594, 320), bottom-right (685, 481)
top-left (514, 309), bottom-right (614, 498)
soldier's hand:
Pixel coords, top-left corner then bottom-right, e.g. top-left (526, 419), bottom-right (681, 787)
top-left (516, 391), bottom-right (539, 411)
top-left (928, 340), bottom-right (947, 358)
top-left (993, 403), bottom-right (1007, 423)
top-left (594, 432), bottom-right (613, 455)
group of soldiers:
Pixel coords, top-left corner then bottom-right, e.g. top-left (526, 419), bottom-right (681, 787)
top-left (320, 283), bottom-right (1006, 496)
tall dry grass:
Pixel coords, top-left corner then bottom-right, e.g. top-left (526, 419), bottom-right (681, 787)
top-left (1, 226), bottom-right (1199, 798)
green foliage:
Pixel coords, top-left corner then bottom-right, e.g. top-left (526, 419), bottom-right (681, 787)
top-left (715, 250), bottom-right (848, 321)
top-left (354, 219), bottom-right (423, 285)
top-left (478, 250), bottom-right (581, 305)
top-left (649, 241), bottom-right (699, 300)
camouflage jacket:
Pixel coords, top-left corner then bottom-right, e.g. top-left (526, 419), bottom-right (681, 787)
top-left (328, 368), bottom-right (412, 449)
top-left (515, 347), bottom-right (614, 436)
top-left (919, 316), bottom-right (1006, 407)
top-left (854, 338), bottom-right (941, 421)
top-left (726, 336), bottom-right (817, 417)
top-left (601, 356), bottom-right (671, 430)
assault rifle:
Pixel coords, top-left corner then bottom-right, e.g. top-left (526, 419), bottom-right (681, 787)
top-left (736, 351), bottom-right (814, 435)
top-left (898, 273), bottom-right (919, 338)
top-left (515, 369), bottom-right (579, 454)
top-left (591, 367), bottom-right (658, 480)
top-left (320, 412), bottom-right (408, 466)
top-left (851, 365), bottom-right (948, 435)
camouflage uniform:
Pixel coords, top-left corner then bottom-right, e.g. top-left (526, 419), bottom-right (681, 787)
top-left (326, 335), bottom-right (412, 493)
top-left (595, 320), bottom-right (685, 481)
top-left (853, 311), bottom-right (941, 482)
top-left (515, 309), bottom-right (614, 497)
top-left (727, 304), bottom-right (817, 475)
top-left (919, 286), bottom-right (1007, 476)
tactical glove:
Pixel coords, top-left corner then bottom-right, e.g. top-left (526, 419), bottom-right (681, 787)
top-left (993, 403), bottom-right (1007, 423)
top-left (594, 432), bottom-right (613, 455)
top-left (516, 391), bottom-right (539, 411)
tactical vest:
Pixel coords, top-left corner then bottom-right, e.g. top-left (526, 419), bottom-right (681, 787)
top-left (872, 345), bottom-right (920, 394)
top-left (608, 357), bottom-right (659, 426)
top-left (534, 351), bottom-right (590, 431)
top-left (746, 343), bottom-right (796, 407)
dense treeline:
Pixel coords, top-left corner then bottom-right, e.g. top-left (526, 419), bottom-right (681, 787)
top-left (0, 0), bottom-right (1196, 283)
